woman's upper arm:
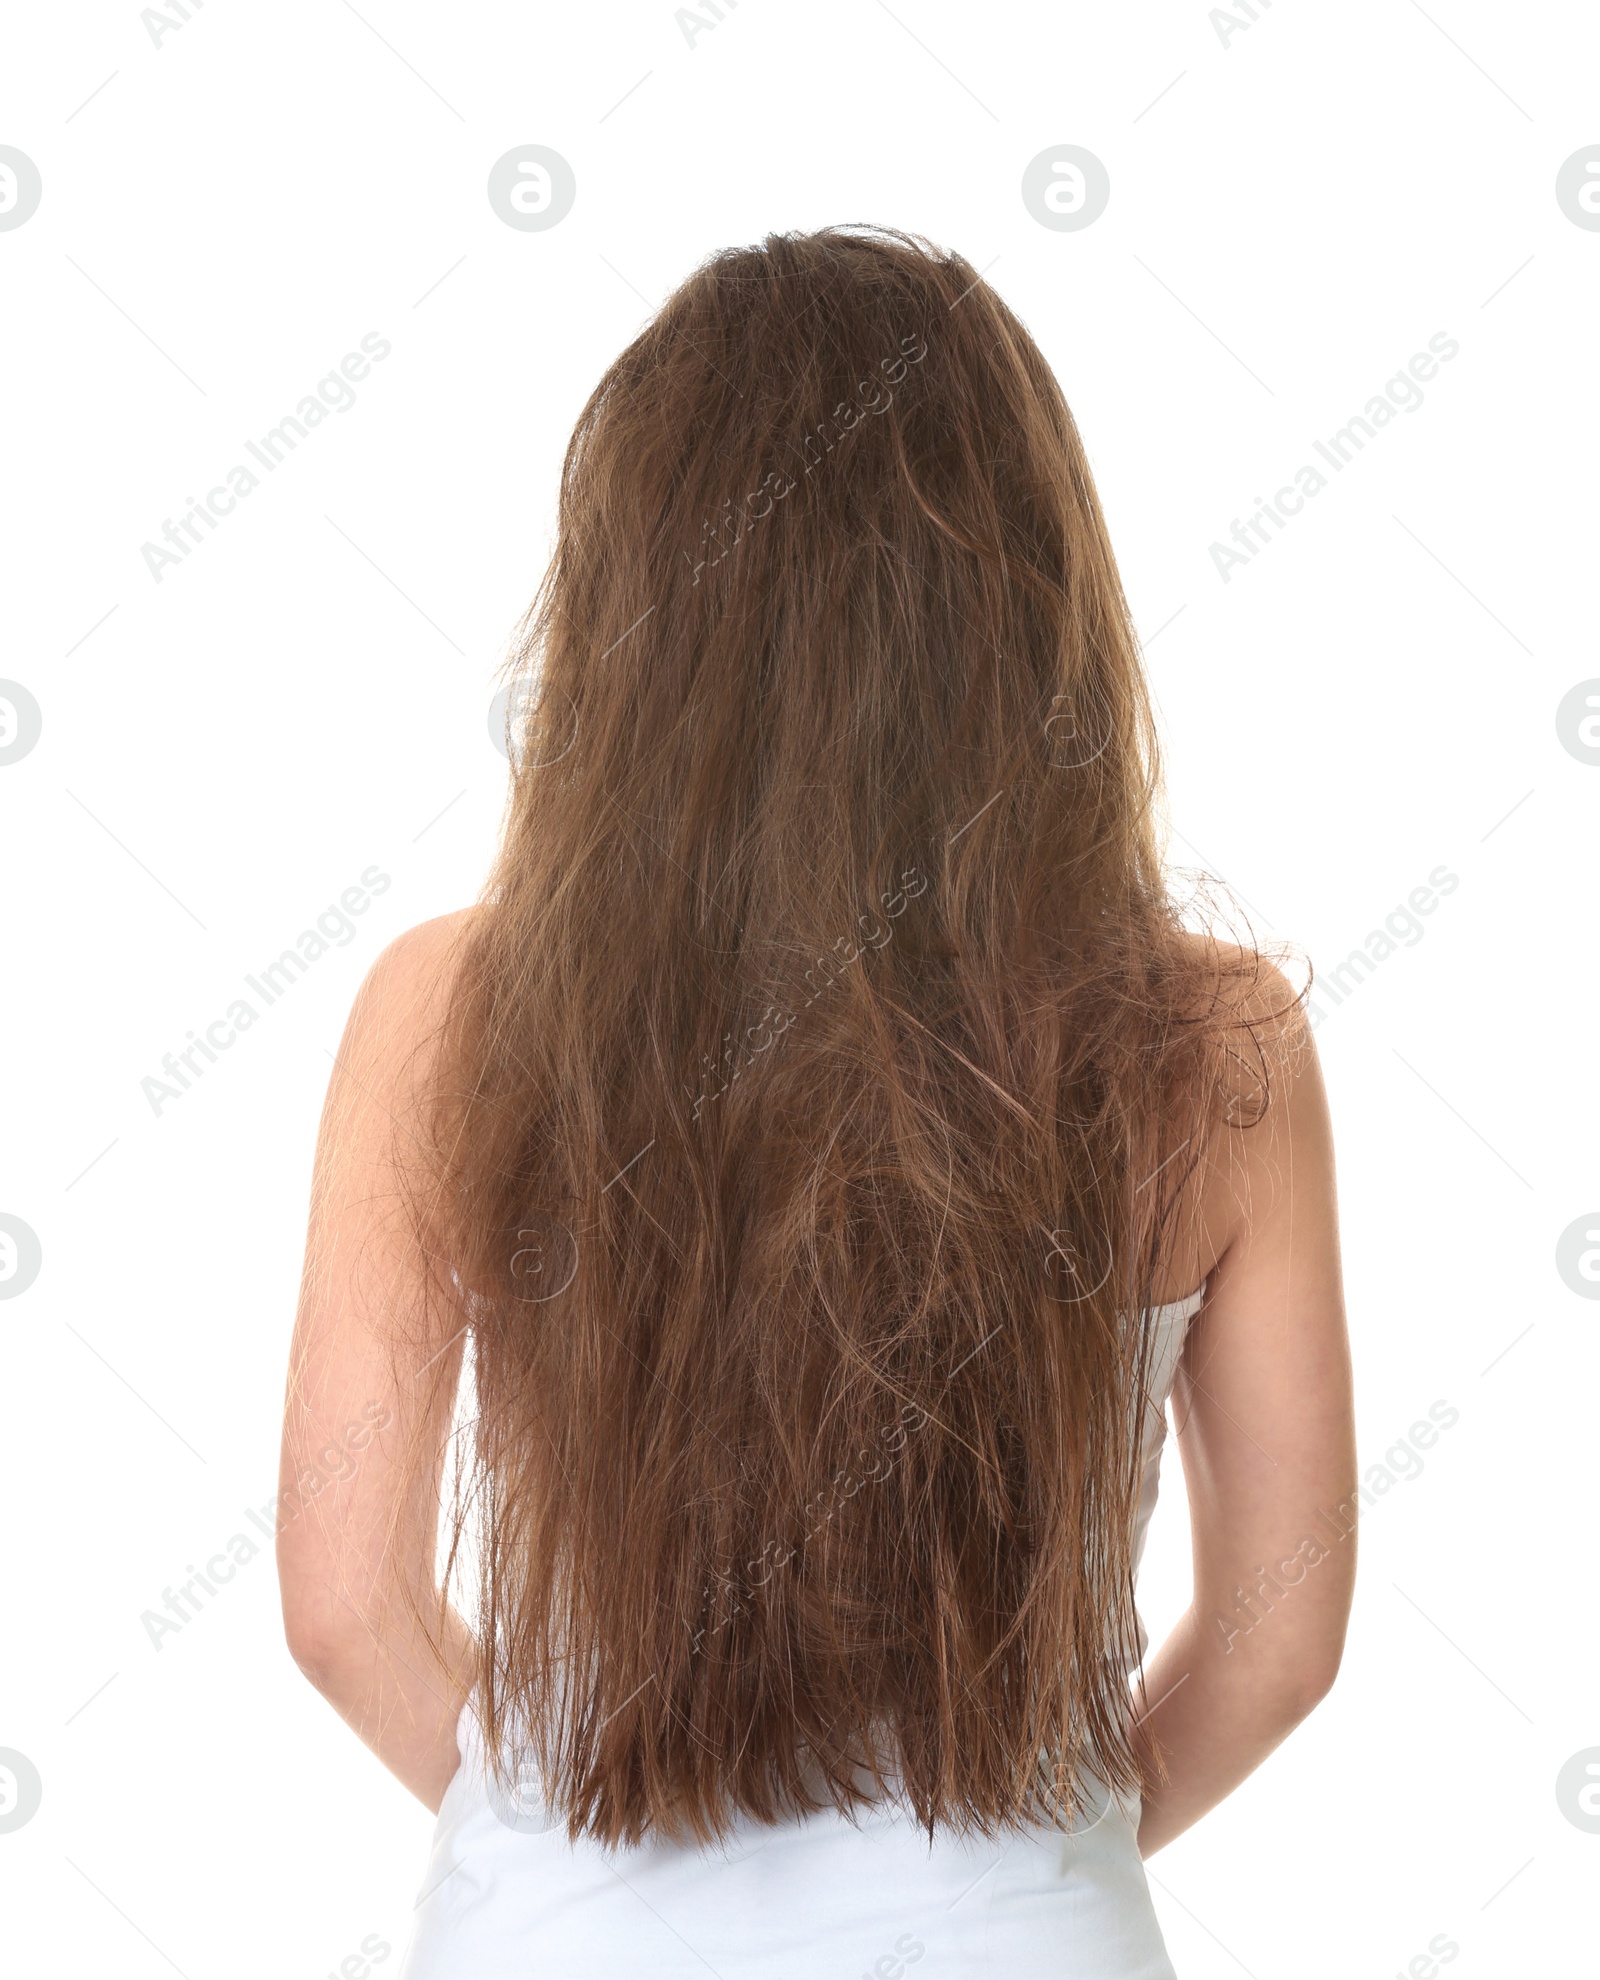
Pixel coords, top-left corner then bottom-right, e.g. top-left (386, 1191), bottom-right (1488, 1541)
top-left (1173, 987), bottom-right (1358, 1702)
top-left (276, 912), bottom-right (472, 1675)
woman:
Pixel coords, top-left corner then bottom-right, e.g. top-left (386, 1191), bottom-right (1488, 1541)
top-left (278, 225), bottom-right (1356, 1977)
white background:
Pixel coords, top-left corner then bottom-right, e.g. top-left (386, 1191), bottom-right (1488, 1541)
top-left (2, 1), bottom-right (1597, 1974)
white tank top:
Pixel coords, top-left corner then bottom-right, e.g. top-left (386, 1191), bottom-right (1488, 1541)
top-left (398, 1286), bottom-right (1204, 1980)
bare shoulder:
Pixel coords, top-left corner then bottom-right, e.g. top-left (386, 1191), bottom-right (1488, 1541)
top-left (320, 907), bottom-right (481, 1159)
top-left (366, 905), bottom-right (479, 1003)
top-left (1165, 930), bottom-right (1316, 1109)
top-left (1172, 930), bottom-right (1310, 1047)
top-left (346, 907), bottom-right (480, 1056)
top-left (1169, 931), bottom-right (1329, 1284)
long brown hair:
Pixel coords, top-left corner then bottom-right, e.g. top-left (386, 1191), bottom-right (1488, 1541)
top-left (401, 224), bottom-right (1278, 1846)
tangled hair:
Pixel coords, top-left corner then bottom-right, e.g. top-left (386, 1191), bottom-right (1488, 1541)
top-left (397, 224), bottom-right (1289, 1846)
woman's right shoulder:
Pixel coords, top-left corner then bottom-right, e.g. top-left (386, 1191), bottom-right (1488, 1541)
top-left (331, 907), bottom-right (484, 1119)
top-left (359, 906), bottom-right (481, 1017)
top-left (373, 904), bottom-right (481, 981)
